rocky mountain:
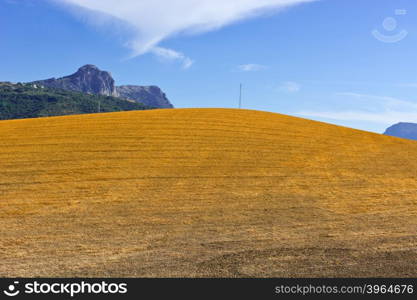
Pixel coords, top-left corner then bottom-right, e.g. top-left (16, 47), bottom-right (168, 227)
top-left (384, 122), bottom-right (417, 140)
top-left (33, 65), bottom-right (117, 96)
top-left (32, 65), bottom-right (173, 108)
top-left (116, 85), bottom-right (173, 108)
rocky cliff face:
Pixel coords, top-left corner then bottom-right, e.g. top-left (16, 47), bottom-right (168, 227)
top-left (31, 65), bottom-right (174, 108)
top-left (116, 85), bottom-right (173, 108)
top-left (33, 65), bottom-right (117, 96)
top-left (384, 122), bottom-right (417, 140)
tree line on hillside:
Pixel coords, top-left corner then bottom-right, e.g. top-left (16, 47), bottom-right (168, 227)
top-left (0, 82), bottom-right (153, 120)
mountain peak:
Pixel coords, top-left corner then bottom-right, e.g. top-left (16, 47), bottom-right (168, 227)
top-left (77, 64), bottom-right (101, 72)
top-left (32, 65), bottom-right (117, 96)
top-left (30, 65), bottom-right (174, 108)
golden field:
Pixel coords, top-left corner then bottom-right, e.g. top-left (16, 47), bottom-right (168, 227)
top-left (0, 108), bottom-right (416, 277)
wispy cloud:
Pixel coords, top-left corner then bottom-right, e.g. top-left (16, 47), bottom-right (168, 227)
top-left (152, 47), bottom-right (194, 69)
top-left (238, 64), bottom-right (268, 72)
top-left (279, 81), bottom-right (301, 93)
top-left (335, 92), bottom-right (417, 109)
top-left (334, 92), bottom-right (416, 110)
top-left (297, 111), bottom-right (417, 125)
top-left (397, 83), bottom-right (417, 88)
top-left (58, 0), bottom-right (316, 66)
top-left (297, 92), bottom-right (417, 125)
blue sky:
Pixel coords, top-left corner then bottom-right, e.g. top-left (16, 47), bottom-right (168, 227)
top-left (1, 0), bottom-right (417, 133)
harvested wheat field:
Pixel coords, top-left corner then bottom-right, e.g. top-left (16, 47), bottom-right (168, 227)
top-left (0, 108), bottom-right (416, 277)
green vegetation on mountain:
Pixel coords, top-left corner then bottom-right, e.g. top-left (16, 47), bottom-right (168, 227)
top-left (0, 82), bottom-right (153, 120)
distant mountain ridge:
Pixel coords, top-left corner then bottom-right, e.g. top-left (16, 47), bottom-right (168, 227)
top-left (32, 65), bottom-right (174, 108)
top-left (384, 122), bottom-right (417, 140)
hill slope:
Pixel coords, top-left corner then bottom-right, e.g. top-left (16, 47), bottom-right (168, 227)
top-left (0, 82), bottom-right (152, 120)
top-left (0, 109), bottom-right (416, 277)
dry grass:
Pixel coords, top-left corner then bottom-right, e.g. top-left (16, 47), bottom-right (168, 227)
top-left (0, 108), bottom-right (416, 277)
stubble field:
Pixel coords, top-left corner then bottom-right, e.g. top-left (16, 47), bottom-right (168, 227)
top-left (0, 108), bottom-right (416, 277)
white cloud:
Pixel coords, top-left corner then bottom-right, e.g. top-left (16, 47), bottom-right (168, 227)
top-left (58, 0), bottom-right (316, 66)
top-left (238, 64), bottom-right (268, 72)
top-left (152, 47), bottom-right (194, 69)
top-left (297, 92), bottom-right (417, 125)
top-left (334, 92), bottom-right (416, 110)
top-left (334, 93), bottom-right (417, 117)
top-left (297, 111), bottom-right (417, 125)
top-left (279, 81), bottom-right (301, 93)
